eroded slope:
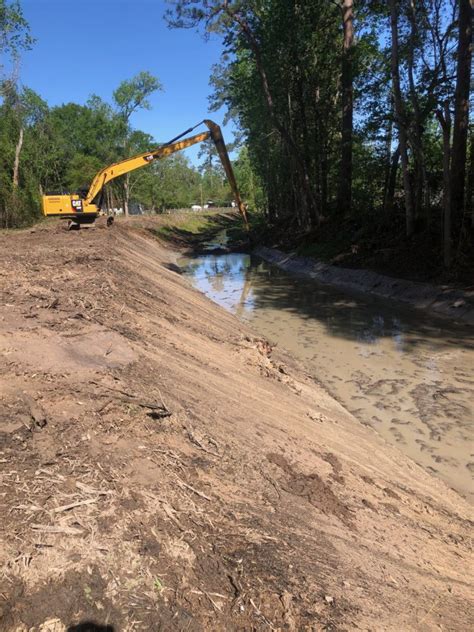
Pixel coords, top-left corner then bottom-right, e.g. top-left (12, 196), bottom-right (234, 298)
top-left (0, 221), bottom-right (472, 631)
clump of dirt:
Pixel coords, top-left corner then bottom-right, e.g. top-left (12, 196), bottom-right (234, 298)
top-left (267, 453), bottom-right (353, 527)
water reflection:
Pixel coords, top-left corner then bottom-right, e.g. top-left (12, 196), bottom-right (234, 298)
top-left (185, 254), bottom-right (256, 313)
top-left (182, 252), bottom-right (474, 501)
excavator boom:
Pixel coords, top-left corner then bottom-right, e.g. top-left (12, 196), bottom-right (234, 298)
top-left (42, 120), bottom-right (249, 230)
top-left (84, 130), bottom-right (210, 205)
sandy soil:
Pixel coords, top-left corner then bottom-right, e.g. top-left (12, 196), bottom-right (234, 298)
top-left (0, 219), bottom-right (472, 631)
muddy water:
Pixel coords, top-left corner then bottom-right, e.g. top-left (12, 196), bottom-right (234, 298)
top-left (181, 252), bottom-right (474, 501)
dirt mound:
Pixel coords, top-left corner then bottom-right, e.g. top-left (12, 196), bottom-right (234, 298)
top-left (0, 220), bottom-right (472, 630)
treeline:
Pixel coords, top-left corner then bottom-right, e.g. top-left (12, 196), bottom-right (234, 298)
top-left (0, 2), bottom-right (241, 227)
top-left (168, 0), bottom-right (472, 271)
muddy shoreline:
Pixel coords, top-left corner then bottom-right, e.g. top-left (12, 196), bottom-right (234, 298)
top-left (255, 246), bottom-right (474, 325)
top-left (181, 250), bottom-right (474, 501)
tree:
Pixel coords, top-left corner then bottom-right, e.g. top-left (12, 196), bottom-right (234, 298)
top-left (113, 71), bottom-right (162, 122)
top-left (112, 71), bottom-right (162, 215)
top-left (167, 0), bottom-right (321, 227)
top-left (389, 0), bottom-right (415, 237)
top-left (0, 0), bottom-right (34, 226)
top-left (0, 0), bottom-right (33, 74)
top-left (233, 145), bottom-right (262, 210)
top-left (0, 0), bottom-right (471, 280)
top-left (436, 103), bottom-right (452, 267)
top-left (0, 81), bottom-right (48, 226)
top-left (450, 0), bottom-right (472, 226)
top-left (336, 0), bottom-right (354, 216)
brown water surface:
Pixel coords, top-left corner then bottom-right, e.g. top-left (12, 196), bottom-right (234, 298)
top-left (182, 252), bottom-right (474, 501)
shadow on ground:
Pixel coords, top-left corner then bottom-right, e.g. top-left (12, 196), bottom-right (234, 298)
top-left (67, 623), bottom-right (114, 632)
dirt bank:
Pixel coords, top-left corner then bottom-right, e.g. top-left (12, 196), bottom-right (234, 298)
top-left (255, 246), bottom-right (474, 325)
top-left (0, 219), bottom-right (472, 631)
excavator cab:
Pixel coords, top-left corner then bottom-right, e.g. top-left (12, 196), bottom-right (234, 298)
top-left (42, 194), bottom-right (98, 224)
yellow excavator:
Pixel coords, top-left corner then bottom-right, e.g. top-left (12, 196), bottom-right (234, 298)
top-left (42, 119), bottom-right (249, 230)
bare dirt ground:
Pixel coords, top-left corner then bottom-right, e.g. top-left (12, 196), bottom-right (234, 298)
top-left (0, 218), bottom-right (472, 631)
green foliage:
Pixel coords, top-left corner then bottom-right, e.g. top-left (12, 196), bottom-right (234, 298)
top-left (0, 0), bottom-right (33, 68)
top-left (113, 71), bottom-right (163, 122)
top-left (0, 82), bottom-right (47, 226)
top-left (65, 154), bottom-right (103, 192)
top-left (153, 577), bottom-right (163, 593)
top-left (232, 146), bottom-right (263, 210)
top-left (167, 0), bottom-right (471, 275)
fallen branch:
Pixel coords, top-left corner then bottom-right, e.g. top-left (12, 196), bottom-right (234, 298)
top-left (186, 426), bottom-right (220, 457)
top-left (31, 524), bottom-right (83, 535)
top-left (96, 399), bottom-right (113, 414)
top-left (119, 396), bottom-right (171, 418)
top-left (159, 499), bottom-right (184, 531)
top-left (175, 475), bottom-right (212, 501)
top-left (249, 598), bottom-right (276, 629)
top-left (51, 497), bottom-right (100, 513)
top-left (75, 481), bottom-right (112, 495)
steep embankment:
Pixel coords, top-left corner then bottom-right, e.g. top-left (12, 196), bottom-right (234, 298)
top-left (0, 220), bottom-right (472, 631)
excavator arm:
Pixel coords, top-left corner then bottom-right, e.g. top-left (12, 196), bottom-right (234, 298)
top-left (84, 131), bottom-right (209, 205)
top-left (42, 120), bottom-right (249, 230)
top-left (84, 120), bottom-right (248, 229)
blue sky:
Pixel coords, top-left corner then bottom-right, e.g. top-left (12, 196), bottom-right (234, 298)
top-left (19, 0), bottom-right (233, 163)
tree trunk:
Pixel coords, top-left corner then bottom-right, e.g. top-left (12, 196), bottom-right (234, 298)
top-left (407, 0), bottom-right (427, 224)
top-left (13, 127), bottom-right (24, 188)
top-left (111, 187), bottom-right (116, 212)
top-left (296, 71), bottom-right (314, 228)
top-left (321, 139), bottom-right (329, 216)
top-left (382, 113), bottom-right (393, 209)
top-left (467, 128), bottom-right (474, 227)
top-left (106, 186), bottom-right (112, 214)
top-left (384, 145), bottom-right (400, 214)
top-left (436, 105), bottom-right (452, 268)
top-left (123, 174), bottom-right (130, 216)
top-left (337, 0), bottom-right (354, 216)
top-left (450, 0), bottom-right (472, 223)
top-left (390, 0), bottom-right (415, 237)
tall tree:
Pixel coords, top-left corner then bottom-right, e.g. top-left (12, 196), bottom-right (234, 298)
top-left (112, 71), bottom-right (162, 215)
top-left (0, 0), bottom-right (33, 74)
top-left (167, 0), bottom-right (321, 226)
top-left (436, 103), bottom-right (452, 267)
top-left (389, 0), bottom-right (415, 237)
top-left (113, 71), bottom-right (162, 122)
top-left (450, 0), bottom-right (472, 224)
top-left (0, 0), bottom-right (33, 225)
top-left (337, 0), bottom-right (354, 216)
